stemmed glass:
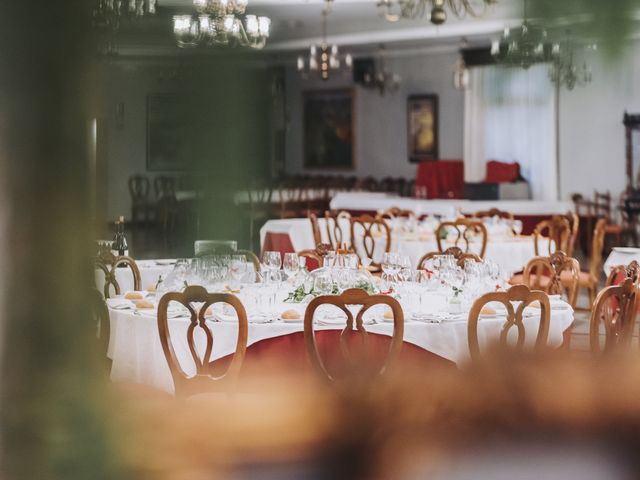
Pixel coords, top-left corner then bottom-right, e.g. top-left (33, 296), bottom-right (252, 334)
top-left (512, 220), bottom-right (523, 236)
top-left (381, 252), bottom-right (400, 290)
top-left (283, 253), bottom-right (300, 281)
top-left (261, 251), bottom-right (282, 283)
top-left (229, 255), bottom-right (247, 289)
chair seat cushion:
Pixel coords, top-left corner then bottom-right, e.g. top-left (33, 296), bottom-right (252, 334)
top-left (509, 273), bottom-right (551, 288)
top-left (560, 270), bottom-right (592, 287)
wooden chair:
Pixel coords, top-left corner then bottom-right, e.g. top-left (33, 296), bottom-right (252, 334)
top-left (96, 252), bottom-right (141, 298)
top-left (435, 218), bottom-right (488, 258)
top-left (468, 285), bottom-right (551, 361)
top-left (128, 175), bottom-right (154, 224)
top-left (563, 218), bottom-right (607, 308)
top-left (377, 207), bottom-right (417, 221)
top-left (590, 278), bottom-right (638, 355)
top-left (563, 212), bottom-right (580, 258)
top-left (533, 217), bottom-right (571, 256)
top-left (277, 178), bottom-right (307, 219)
top-left (354, 176), bottom-right (380, 192)
top-left (157, 286), bottom-right (248, 397)
top-left (418, 246), bottom-right (482, 270)
top-left (304, 288), bottom-right (404, 382)
top-left (605, 260), bottom-right (640, 287)
top-left (154, 176), bottom-right (178, 233)
top-left (309, 212), bottom-right (322, 246)
top-left (518, 251), bottom-right (580, 309)
top-left (473, 208), bottom-right (514, 221)
top-left (349, 215), bottom-right (391, 272)
top-left (325, 210), bottom-right (351, 249)
top-left (297, 249), bottom-right (324, 271)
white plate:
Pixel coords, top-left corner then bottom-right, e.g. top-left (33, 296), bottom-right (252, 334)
top-left (613, 247), bottom-right (640, 254)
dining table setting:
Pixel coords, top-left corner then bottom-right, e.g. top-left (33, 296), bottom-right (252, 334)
top-left (261, 213), bottom-right (550, 277)
top-left (105, 251), bottom-right (574, 394)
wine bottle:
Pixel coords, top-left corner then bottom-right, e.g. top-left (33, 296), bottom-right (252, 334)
top-left (111, 216), bottom-right (129, 263)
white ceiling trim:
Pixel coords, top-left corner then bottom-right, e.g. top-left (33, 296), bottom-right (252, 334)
top-left (266, 18), bottom-right (515, 51)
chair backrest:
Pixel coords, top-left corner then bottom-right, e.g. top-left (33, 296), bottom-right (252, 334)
top-left (593, 190), bottom-right (612, 218)
top-left (236, 249), bottom-right (260, 272)
top-left (467, 285), bottom-right (551, 360)
top-left (418, 246), bottom-right (482, 270)
top-left (590, 278), bottom-right (638, 355)
top-left (473, 208), bottom-right (514, 221)
top-left (96, 253), bottom-right (142, 298)
top-left (435, 218), bottom-right (488, 258)
top-left (304, 288), bottom-right (404, 382)
top-left (377, 207), bottom-right (417, 222)
top-left (605, 260), bottom-right (640, 287)
top-left (298, 249), bottom-right (324, 271)
top-left (349, 215), bottom-right (391, 270)
top-left (325, 210), bottom-right (351, 249)
top-left (154, 175), bottom-right (176, 200)
top-left (157, 286), bottom-right (248, 397)
top-left (564, 211), bottom-right (580, 258)
top-left (533, 217), bottom-right (571, 256)
top-left (309, 212), bottom-right (322, 246)
top-left (194, 240), bottom-right (238, 257)
top-left (247, 179), bottom-right (273, 207)
top-left (523, 251), bottom-right (580, 308)
top-left (128, 175), bottom-right (150, 201)
top-left (589, 218), bottom-right (608, 279)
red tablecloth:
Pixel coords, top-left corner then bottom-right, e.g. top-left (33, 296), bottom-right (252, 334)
top-left (415, 160), bottom-right (464, 199)
top-left (212, 331), bottom-right (455, 378)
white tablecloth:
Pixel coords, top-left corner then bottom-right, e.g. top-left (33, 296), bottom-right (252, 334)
top-left (108, 295), bottom-right (573, 394)
top-left (329, 192), bottom-right (572, 217)
top-left (261, 218), bottom-right (547, 274)
top-left (95, 260), bottom-right (175, 296)
top-left (603, 248), bottom-right (640, 274)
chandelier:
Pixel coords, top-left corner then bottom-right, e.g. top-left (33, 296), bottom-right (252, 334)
top-left (93, 0), bottom-right (157, 31)
top-left (362, 46), bottom-right (400, 95)
top-left (173, 0), bottom-right (270, 49)
top-left (377, 0), bottom-right (497, 25)
top-left (297, 2), bottom-right (352, 81)
top-left (549, 38), bottom-right (596, 90)
top-left (491, 21), bottom-right (548, 69)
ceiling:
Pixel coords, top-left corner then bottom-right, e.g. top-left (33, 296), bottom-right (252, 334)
top-left (113, 0), bottom-right (521, 57)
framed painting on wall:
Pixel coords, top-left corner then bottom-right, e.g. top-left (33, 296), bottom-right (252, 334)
top-left (303, 89), bottom-right (354, 169)
top-left (407, 94), bottom-right (439, 162)
top-left (146, 94), bottom-right (192, 171)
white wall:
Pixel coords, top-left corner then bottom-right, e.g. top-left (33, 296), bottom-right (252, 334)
top-left (284, 50), bottom-right (465, 179)
top-left (558, 42), bottom-right (640, 200)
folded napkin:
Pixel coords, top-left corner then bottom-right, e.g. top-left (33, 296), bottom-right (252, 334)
top-left (106, 298), bottom-right (133, 310)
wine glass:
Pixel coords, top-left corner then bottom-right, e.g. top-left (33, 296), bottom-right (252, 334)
top-left (229, 255), bottom-right (247, 288)
top-left (283, 252), bottom-right (299, 280)
top-left (513, 220), bottom-right (523, 236)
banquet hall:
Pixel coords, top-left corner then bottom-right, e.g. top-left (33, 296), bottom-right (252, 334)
top-left (5, 0), bottom-right (640, 478)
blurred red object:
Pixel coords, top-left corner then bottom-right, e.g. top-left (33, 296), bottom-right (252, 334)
top-left (485, 160), bottom-right (521, 183)
top-left (415, 160), bottom-right (464, 199)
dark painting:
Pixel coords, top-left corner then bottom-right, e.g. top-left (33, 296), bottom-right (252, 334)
top-left (147, 94), bottom-right (192, 171)
top-left (408, 94), bottom-right (439, 162)
top-left (304, 89), bottom-right (354, 169)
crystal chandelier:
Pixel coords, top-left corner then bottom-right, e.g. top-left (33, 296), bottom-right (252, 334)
top-left (362, 46), bottom-right (401, 95)
top-left (377, 0), bottom-right (497, 25)
top-left (173, 0), bottom-right (271, 49)
top-left (549, 38), bottom-right (596, 90)
top-left (491, 21), bottom-right (548, 69)
top-left (297, 2), bottom-right (352, 81)
top-left (93, 0), bottom-right (157, 31)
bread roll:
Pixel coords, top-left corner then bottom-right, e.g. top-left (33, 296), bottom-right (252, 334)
top-left (383, 308), bottom-right (394, 320)
top-left (281, 309), bottom-right (301, 321)
top-left (134, 299), bottom-right (154, 309)
top-left (125, 291), bottom-right (144, 300)
top-left (480, 306), bottom-right (496, 315)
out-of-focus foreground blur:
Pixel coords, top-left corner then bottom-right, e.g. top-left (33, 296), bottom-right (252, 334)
top-left (3, 0), bottom-right (640, 478)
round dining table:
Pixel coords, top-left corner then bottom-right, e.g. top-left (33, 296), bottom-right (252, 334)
top-left (107, 289), bottom-right (574, 394)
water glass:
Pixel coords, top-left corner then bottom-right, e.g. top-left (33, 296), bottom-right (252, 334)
top-left (283, 252), bottom-right (299, 279)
